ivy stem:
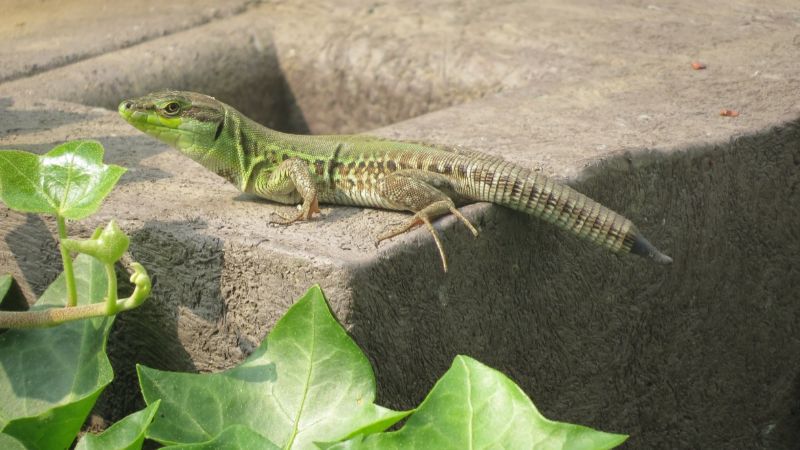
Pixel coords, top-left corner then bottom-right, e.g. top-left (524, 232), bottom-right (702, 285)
top-left (0, 261), bottom-right (151, 328)
top-left (56, 215), bottom-right (78, 307)
top-left (104, 263), bottom-right (118, 315)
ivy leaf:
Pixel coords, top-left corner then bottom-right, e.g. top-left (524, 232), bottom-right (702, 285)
top-left (0, 255), bottom-right (115, 449)
top-left (332, 356), bottom-right (628, 450)
top-left (138, 285), bottom-right (410, 449)
top-left (75, 400), bottom-right (160, 450)
top-left (162, 425), bottom-right (280, 449)
top-left (0, 141), bottom-right (126, 219)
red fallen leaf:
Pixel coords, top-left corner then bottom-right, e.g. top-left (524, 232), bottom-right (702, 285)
top-left (691, 61), bottom-right (707, 70)
top-left (720, 109), bottom-right (739, 117)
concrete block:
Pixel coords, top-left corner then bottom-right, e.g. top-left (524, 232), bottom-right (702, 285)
top-left (1, 1), bottom-right (799, 447)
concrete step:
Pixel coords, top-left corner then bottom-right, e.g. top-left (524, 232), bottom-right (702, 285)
top-left (1, 1), bottom-right (798, 447)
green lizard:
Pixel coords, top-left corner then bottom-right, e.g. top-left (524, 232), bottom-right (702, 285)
top-left (119, 90), bottom-right (672, 271)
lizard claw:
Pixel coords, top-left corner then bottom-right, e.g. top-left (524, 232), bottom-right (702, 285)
top-left (304, 195), bottom-right (322, 219)
top-left (374, 217), bottom-right (449, 272)
top-left (269, 211), bottom-right (300, 225)
top-left (270, 195), bottom-right (322, 225)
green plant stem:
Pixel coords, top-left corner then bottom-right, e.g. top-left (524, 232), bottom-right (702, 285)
top-left (104, 263), bottom-right (118, 315)
top-left (0, 278), bottom-right (149, 328)
top-left (0, 302), bottom-right (114, 328)
top-left (0, 262), bottom-right (150, 329)
top-left (56, 215), bottom-right (78, 307)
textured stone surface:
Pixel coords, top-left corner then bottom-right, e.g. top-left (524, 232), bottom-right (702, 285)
top-left (0, 0), bottom-right (256, 83)
top-left (1, 1), bottom-right (799, 448)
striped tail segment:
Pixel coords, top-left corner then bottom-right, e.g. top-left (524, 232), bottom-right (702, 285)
top-left (472, 161), bottom-right (672, 264)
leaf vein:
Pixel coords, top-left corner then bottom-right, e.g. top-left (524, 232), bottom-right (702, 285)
top-left (284, 304), bottom-right (317, 449)
top-left (463, 359), bottom-right (474, 450)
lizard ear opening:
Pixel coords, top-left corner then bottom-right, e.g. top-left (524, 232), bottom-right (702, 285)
top-left (214, 120), bottom-right (224, 140)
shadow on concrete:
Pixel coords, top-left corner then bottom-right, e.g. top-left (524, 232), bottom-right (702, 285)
top-left (5, 214), bottom-right (60, 299)
top-left (97, 134), bottom-right (173, 185)
top-left (0, 276), bottom-right (30, 332)
top-left (0, 276), bottom-right (27, 311)
top-left (762, 371), bottom-right (800, 448)
top-left (150, 32), bottom-right (310, 134)
top-left (0, 97), bottom-right (90, 138)
top-left (271, 44), bottom-right (309, 135)
top-left (94, 218), bottom-right (229, 423)
top-left (129, 219), bottom-right (227, 322)
top-left (78, 28), bottom-right (310, 136)
top-left (232, 193), bottom-right (364, 223)
top-left (345, 122), bottom-right (800, 449)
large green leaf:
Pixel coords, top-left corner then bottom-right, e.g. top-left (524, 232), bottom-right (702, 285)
top-left (0, 255), bottom-right (115, 449)
top-left (139, 285), bottom-right (410, 449)
top-left (332, 356), bottom-right (628, 450)
top-left (0, 141), bottom-right (126, 219)
top-left (162, 425), bottom-right (280, 450)
top-left (75, 400), bottom-right (161, 450)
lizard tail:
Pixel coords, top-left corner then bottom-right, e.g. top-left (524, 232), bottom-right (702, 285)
top-left (476, 163), bottom-right (672, 264)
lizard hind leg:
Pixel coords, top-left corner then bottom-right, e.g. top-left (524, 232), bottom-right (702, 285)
top-left (375, 170), bottom-right (479, 272)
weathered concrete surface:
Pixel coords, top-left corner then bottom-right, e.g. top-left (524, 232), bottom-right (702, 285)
top-left (0, 5), bottom-right (304, 132)
top-left (14, 0), bottom-right (800, 135)
top-left (1, 1), bottom-right (799, 448)
top-left (0, 0), bottom-right (256, 83)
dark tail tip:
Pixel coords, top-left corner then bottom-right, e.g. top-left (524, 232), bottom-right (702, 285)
top-left (630, 233), bottom-right (673, 264)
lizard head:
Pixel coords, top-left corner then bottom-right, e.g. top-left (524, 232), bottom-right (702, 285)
top-left (118, 90), bottom-right (226, 161)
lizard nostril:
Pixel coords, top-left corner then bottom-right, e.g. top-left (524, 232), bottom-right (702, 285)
top-left (124, 101), bottom-right (132, 109)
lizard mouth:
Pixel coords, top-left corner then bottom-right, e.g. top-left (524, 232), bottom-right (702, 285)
top-left (118, 99), bottom-right (184, 130)
top-left (118, 99), bottom-right (172, 126)
top-left (118, 99), bottom-right (188, 147)
top-left (118, 99), bottom-right (153, 127)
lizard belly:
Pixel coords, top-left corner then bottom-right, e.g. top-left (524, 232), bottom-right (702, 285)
top-left (319, 182), bottom-right (400, 210)
top-left (259, 191), bottom-right (303, 205)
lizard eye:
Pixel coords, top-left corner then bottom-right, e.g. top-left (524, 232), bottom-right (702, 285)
top-left (163, 102), bottom-right (181, 116)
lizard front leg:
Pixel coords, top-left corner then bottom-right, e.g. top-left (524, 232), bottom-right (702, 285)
top-left (251, 158), bottom-right (321, 224)
top-left (375, 170), bottom-right (478, 272)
